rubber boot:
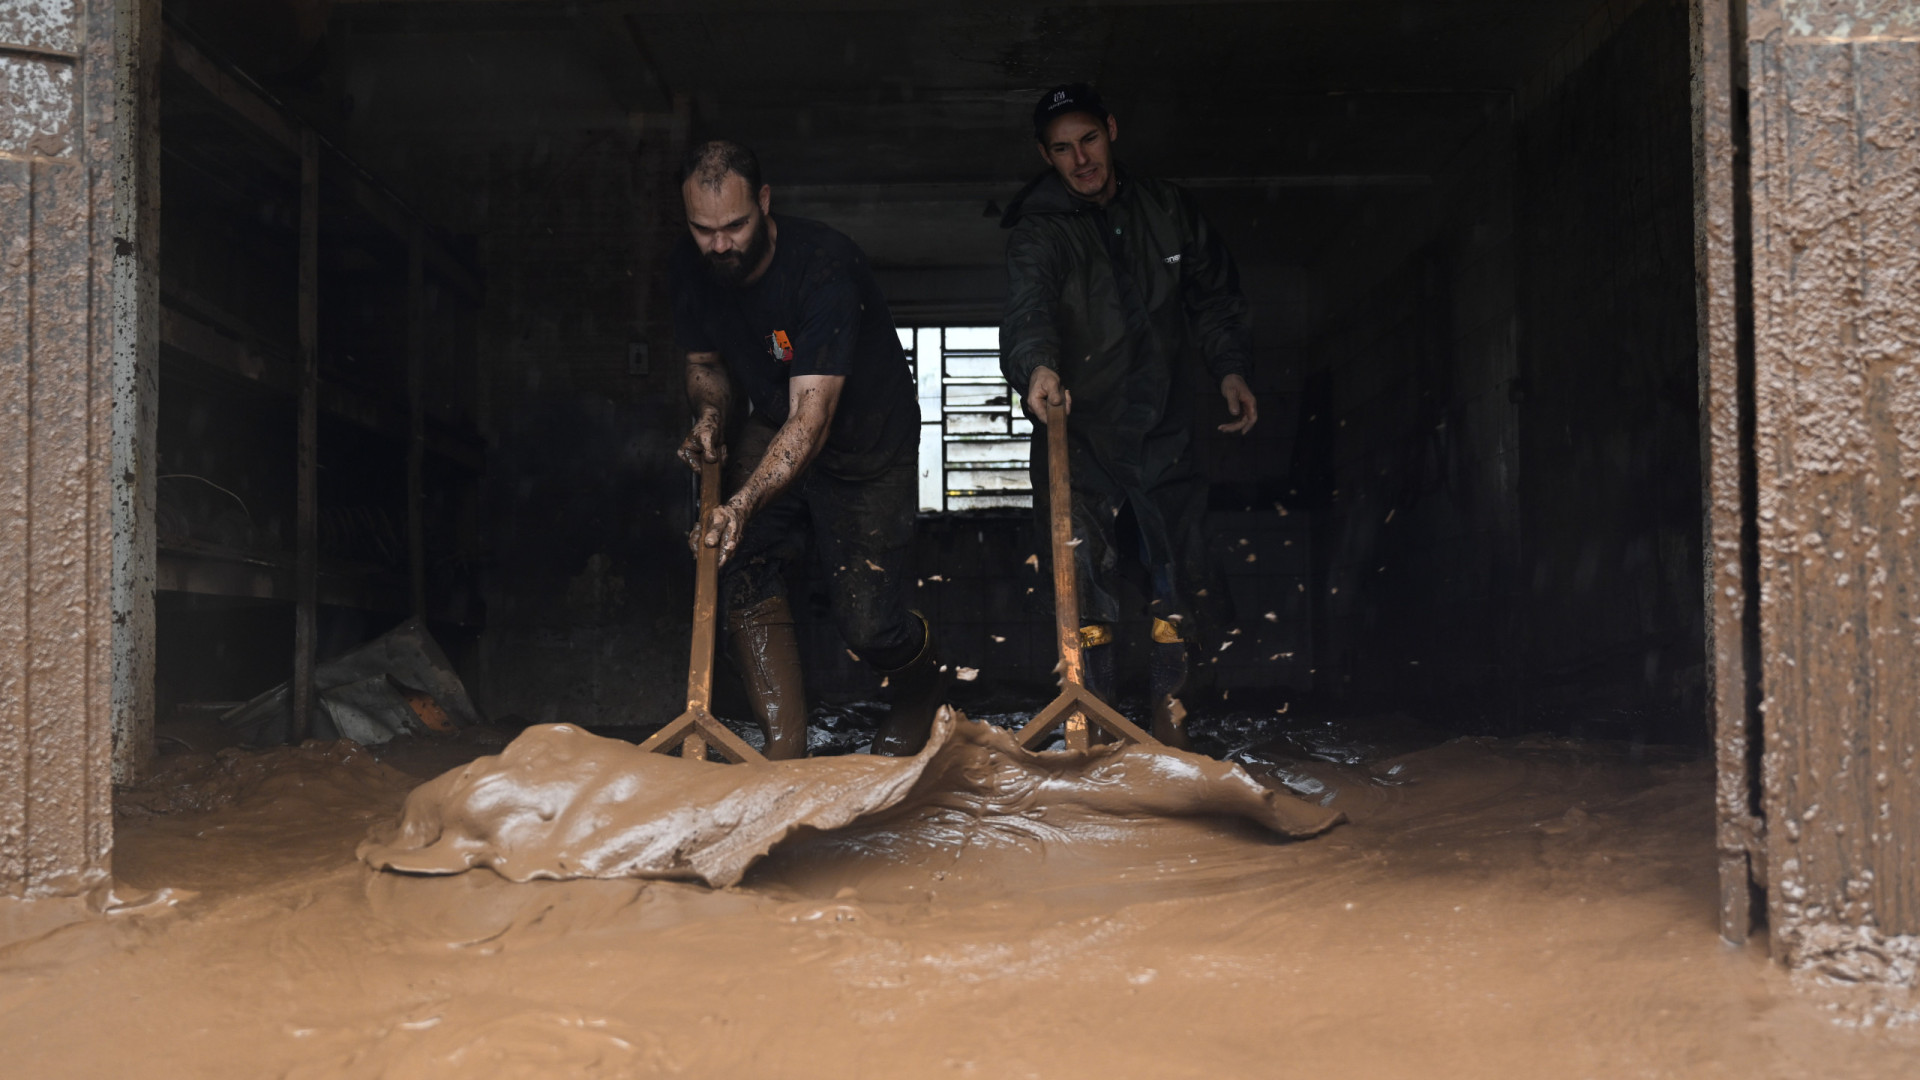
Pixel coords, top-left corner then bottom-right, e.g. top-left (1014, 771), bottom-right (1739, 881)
top-left (1079, 625), bottom-right (1118, 746)
top-left (870, 615), bottom-right (950, 757)
top-left (1080, 624), bottom-right (1117, 703)
top-left (1149, 623), bottom-right (1193, 751)
top-left (727, 596), bottom-right (809, 760)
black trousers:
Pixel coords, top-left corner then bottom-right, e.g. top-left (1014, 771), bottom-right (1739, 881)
top-left (1030, 427), bottom-right (1227, 640)
top-left (720, 429), bottom-right (921, 669)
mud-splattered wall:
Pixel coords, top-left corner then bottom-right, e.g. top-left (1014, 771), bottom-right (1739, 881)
top-left (1747, 0), bottom-right (1920, 975)
top-left (0, 0), bottom-right (139, 900)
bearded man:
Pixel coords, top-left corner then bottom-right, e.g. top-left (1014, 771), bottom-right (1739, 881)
top-left (1000, 84), bottom-right (1258, 750)
top-left (670, 140), bottom-right (945, 758)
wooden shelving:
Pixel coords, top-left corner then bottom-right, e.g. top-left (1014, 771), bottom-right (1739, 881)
top-left (159, 299), bottom-right (485, 472)
top-left (156, 19), bottom-right (488, 736)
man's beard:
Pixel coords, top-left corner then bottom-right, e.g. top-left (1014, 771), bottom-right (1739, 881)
top-left (701, 213), bottom-right (772, 286)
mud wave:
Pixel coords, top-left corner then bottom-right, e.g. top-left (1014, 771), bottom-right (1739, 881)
top-left (358, 708), bottom-right (1345, 887)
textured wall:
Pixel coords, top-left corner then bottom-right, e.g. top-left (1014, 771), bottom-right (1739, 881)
top-left (1748, 0), bottom-right (1920, 976)
top-left (0, 0), bottom-right (122, 898)
top-left (109, 0), bottom-right (159, 784)
top-left (1695, 0), bottom-right (1767, 946)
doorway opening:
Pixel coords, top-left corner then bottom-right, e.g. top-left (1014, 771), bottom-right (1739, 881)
top-left (148, 0), bottom-right (1710, 797)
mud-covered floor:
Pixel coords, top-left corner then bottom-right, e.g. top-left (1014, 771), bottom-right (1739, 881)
top-left (2, 709), bottom-right (1914, 1078)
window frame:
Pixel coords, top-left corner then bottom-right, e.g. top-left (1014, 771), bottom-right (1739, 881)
top-left (898, 326), bottom-right (1034, 515)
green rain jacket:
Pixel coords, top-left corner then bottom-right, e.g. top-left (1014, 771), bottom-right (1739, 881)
top-left (999, 167), bottom-right (1251, 630)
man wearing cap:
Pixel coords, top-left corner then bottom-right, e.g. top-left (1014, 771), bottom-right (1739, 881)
top-left (1000, 83), bottom-right (1258, 750)
top-left (672, 139), bottom-right (948, 758)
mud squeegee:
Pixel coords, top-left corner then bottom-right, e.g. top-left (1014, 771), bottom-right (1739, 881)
top-left (1013, 401), bottom-right (1161, 752)
top-left (640, 459), bottom-right (767, 763)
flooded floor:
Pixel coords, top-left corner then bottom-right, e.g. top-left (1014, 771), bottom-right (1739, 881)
top-left (1, 710), bottom-right (1914, 1078)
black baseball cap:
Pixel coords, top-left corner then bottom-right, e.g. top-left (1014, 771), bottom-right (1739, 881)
top-left (1032, 83), bottom-right (1108, 141)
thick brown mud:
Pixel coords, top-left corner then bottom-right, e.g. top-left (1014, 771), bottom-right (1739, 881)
top-left (1, 719), bottom-right (1914, 1077)
top-left (359, 710), bottom-right (1343, 887)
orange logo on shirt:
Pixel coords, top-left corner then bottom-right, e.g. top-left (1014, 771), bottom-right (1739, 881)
top-left (767, 330), bottom-right (793, 363)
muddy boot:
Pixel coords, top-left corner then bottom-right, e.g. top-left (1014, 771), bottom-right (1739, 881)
top-left (1149, 619), bottom-right (1193, 751)
top-left (727, 596), bottom-right (809, 760)
top-left (1079, 624), bottom-right (1117, 702)
top-left (870, 615), bottom-right (950, 757)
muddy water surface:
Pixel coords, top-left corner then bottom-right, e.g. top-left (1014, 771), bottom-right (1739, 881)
top-left (1, 714), bottom-right (1913, 1077)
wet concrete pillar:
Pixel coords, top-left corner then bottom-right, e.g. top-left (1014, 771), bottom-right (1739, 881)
top-left (1695, 0), bottom-right (1765, 946)
top-left (1, 0), bottom-right (155, 899)
top-left (110, 0), bottom-right (162, 784)
top-left (1747, 0), bottom-right (1920, 975)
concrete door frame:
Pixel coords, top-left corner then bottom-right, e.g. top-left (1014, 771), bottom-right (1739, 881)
top-left (1698, 0), bottom-right (1920, 980)
top-left (1, 0), bottom-right (158, 904)
top-left (1693, 0), bottom-right (1767, 948)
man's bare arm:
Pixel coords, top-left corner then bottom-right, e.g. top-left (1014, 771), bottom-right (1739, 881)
top-left (679, 350), bottom-right (732, 469)
top-left (701, 374), bottom-right (844, 562)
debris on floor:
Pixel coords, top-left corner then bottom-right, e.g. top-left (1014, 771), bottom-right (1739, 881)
top-left (221, 619), bottom-right (482, 746)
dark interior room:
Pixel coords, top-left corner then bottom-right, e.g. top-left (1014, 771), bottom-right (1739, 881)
top-left (8, 0), bottom-right (1916, 1074)
top-left (153, 0), bottom-right (1704, 748)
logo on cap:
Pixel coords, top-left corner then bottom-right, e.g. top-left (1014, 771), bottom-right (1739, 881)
top-left (1054, 90), bottom-right (1067, 103)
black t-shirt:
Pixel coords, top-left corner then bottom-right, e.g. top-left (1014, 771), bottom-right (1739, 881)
top-left (670, 215), bottom-right (918, 480)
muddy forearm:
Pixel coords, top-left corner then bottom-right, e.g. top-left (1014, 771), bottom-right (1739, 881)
top-left (730, 385), bottom-right (836, 516)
